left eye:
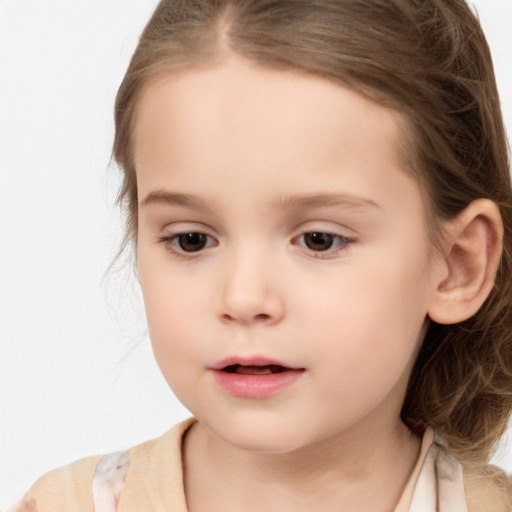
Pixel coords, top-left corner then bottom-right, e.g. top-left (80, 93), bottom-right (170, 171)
top-left (296, 232), bottom-right (350, 252)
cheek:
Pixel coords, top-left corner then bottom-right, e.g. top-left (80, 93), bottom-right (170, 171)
top-left (297, 286), bottom-right (426, 425)
top-left (143, 292), bottom-right (206, 406)
top-left (144, 287), bottom-right (202, 345)
top-left (137, 254), bottom-right (206, 376)
top-left (294, 244), bottom-right (431, 381)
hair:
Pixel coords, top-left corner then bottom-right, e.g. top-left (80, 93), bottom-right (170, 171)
top-left (112, 0), bottom-right (512, 469)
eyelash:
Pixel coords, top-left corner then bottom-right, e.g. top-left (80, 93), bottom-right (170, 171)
top-left (157, 231), bottom-right (355, 260)
top-left (157, 233), bottom-right (216, 260)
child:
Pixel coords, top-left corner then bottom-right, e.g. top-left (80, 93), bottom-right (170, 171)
top-left (17, 0), bottom-right (512, 510)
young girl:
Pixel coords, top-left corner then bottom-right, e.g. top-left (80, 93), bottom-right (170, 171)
top-left (17, 0), bottom-right (512, 510)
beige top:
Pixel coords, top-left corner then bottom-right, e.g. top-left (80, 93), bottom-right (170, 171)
top-left (15, 418), bottom-right (512, 512)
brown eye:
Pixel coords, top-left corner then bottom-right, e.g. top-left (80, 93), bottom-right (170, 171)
top-left (303, 232), bottom-right (335, 251)
top-left (296, 232), bottom-right (352, 254)
top-left (177, 233), bottom-right (209, 252)
top-left (158, 231), bottom-right (216, 256)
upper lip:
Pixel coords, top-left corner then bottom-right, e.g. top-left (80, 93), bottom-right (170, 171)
top-left (210, 356), bottom-right (304, 371)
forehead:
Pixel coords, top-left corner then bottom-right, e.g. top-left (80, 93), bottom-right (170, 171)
top-left (133, 57), bottom-right (421, 217)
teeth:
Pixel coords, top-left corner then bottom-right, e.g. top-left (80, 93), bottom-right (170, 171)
top-left (223, 364), bottom-right (287, 375)
top-left (238, 365), bottom-right (272, 375)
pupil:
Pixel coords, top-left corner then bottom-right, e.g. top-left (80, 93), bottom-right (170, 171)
top-left (304, 232), bottom-right (333, 251)
top-left (178, 233), bottom-right (206, 252)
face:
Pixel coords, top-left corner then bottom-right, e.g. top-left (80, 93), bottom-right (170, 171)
top-left (134, 56), bottom-right (439, 453)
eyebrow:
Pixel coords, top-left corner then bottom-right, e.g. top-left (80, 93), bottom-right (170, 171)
top-left (273, 193), bottom-right (381, 211)
top-left (140, 190), bottom-right (381, 211)
top-left (141, 190), bottom-right (214, 211)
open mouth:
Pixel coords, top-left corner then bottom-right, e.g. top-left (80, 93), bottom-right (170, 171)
top-left (213, 360), bottom-right (305, 398)
top-left (222, 364), bottom-right (289, 375)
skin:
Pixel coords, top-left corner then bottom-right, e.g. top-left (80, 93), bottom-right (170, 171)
top-left (133, 55), bottom-right (501, 511)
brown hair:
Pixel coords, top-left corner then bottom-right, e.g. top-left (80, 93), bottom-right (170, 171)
top-left (112, 0), bottom-right (512, 468)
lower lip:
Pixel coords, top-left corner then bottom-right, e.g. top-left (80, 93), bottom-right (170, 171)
top-left (213, 369), bottom-right (304, 399)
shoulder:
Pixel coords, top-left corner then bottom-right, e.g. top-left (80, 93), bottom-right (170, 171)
top-left (15, 454), bottom-right (101, 512)
top-left (15, 419), bottom-right (196, 512)
top-left (464, 465), bottom-right (512, 512)
top-left (116, 418), bottom-right (195, 510)
top-left (128, 416), bottom-right (195, 463)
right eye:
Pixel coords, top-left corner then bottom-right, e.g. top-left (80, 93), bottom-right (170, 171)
top-left (159, 232), bottom-right (216, 254)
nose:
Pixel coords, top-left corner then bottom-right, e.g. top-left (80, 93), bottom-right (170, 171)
top-left (217, 247), bottom-right (285, 326)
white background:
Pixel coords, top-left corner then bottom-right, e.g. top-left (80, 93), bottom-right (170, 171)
top-left (0, 0), bottom-right (511, 507)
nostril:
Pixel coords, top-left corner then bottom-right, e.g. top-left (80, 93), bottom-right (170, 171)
top-left (218, 292), bottom-right (285, 324)
top-left (255, 313), bottom-right (271, 321)
top-left (221, 312), bottom-right (272, 322)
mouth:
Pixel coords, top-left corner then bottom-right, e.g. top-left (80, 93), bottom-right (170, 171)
top-left (222, 364), bottom-right (291, 375)
top-left (211, 357), bottom-right (305, 399)
top-left (211, 356), bottom-right (304, 373)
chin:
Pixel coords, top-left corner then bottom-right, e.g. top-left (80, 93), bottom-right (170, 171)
top-left (220, 428), bottom-right (307, 454)
top-left (196, 409), bottom-right (318, 455)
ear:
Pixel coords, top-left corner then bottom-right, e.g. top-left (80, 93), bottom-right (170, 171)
top-left (427, 199), bottom-right (503, 325)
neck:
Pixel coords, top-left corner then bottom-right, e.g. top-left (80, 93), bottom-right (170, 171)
top-left (183, 413), bottom-right (421, 512)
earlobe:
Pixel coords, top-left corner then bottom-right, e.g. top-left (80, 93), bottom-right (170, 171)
top-left (427, 199), bottom-right (503, 325)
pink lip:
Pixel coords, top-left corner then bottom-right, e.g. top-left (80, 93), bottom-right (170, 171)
top-left (210, 356), bottom-right (305, 399)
